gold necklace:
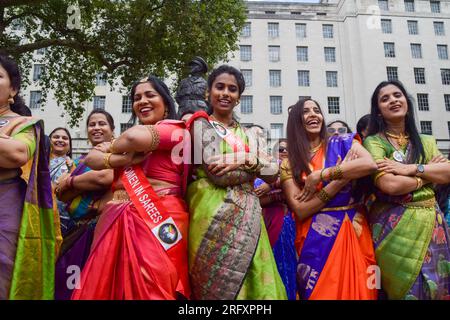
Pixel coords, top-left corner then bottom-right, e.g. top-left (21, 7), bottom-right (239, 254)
top-left (210, 115), bottom-right (236, 128)
top-left (310, 142), bottom-right (322, 153)
top-left (385, 131), bottom-right (409, 148)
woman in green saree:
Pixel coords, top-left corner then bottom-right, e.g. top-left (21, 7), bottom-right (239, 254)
top-left (187, 65), bottom-right (287, 300)
top-left (364, 80), bottom-right (450, 299)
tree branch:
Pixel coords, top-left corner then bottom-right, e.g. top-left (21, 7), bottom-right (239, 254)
top-left (0, 0), bottom-right (46, 9)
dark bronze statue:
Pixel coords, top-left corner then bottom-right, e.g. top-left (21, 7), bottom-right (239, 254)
top-left (175, 56), bottom-right (208, 119)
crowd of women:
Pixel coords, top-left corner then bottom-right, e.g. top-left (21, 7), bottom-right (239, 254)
top-left (1, 54), bottom-right (449, 300)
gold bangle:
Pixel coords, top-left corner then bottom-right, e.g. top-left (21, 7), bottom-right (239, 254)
top-left (104, 153), bottom-right (112, 169)
top-left (316, 188), bottom-right (332, 203)
top-left (320, 168), bottom-right (327, 182)
top-left (374, 171), bottom-right (386, 185)
top-left (415, 177), bottom-right (423, 190)
top-left (145, 125), bottom-right (160, 152)
top-left (334, 165), bottom-right (343, 179)
top-left (109, 139), bottom-right (116, 154)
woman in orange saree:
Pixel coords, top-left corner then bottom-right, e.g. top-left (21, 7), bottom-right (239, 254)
top-left (71, 76), bottom-right (190, 300)
top-left (281, 98), bottom-right (378, 300)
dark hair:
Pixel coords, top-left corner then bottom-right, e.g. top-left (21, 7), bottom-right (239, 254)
top-left (206, 65), bottom-right (245, 115)
top-left (367, 80), bottom-right (425, 164)
top-left (287, 98), bottom-right (327, 186)
top-left (356, 114), bottom-right (371, 139)
top-left (327, 120), bottom-right (353, 134)
top-left (86, 109), bottom-right (115, 131)
top-left (0, 55), bottom-right (32, 116)
top-left (129, 75), bottom-right (176, 125)
top-left (49, 127), bottom-right (73, 158)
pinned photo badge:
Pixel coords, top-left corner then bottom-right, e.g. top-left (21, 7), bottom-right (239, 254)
top-left (210, 121), bottom-right (228, 138)
top-left (0, 119), bottom-right (10, 129)
top-left (151, 217), bottom-right (182, 251)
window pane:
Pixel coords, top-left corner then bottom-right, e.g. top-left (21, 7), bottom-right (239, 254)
top-left (241, 22), bottom-right (251, 37)
top-left (270, 96), bottom-right (283, 114)
top-left (414, 68), bottom-right (426, 84)
top-left (381, 19), bottom-right (392, 34)
top-left (384, 42), bottom-right (395, 57)
top-left (420, 121), bottom-right (432, 135)
top-left (240, 45), bottom-right (252, 61)
top-left (122, 96), bottom-right (132, 113)
top-left (408, 20), bottom-right (418, 35)
top-left (445, 94), bottom-right (450, 111)
top-left (297, 46), bottom-right (308, 62)
top-left (93, 96), bottom-right (106, 110)
top-left (95, 72), bottom-right (107, 86)
top-left (297, 70), bottom-right (310, 87)
top-left (417, 94), bottom-right (429, 111)
top-left (324, 47), bottom-right (336, 62)
top-left (295, 23), bottom-right (307, 39)
top-left (268, 22), bottom-right (279, 38)
top-left (268, 46), bottom-right (280, 62)
top-left (240, 96), bottom-right (253, 114)
top-left (323, 24), bottom-right (333, 38)
top-left (270, 123), bottom-right (284, 139)
top-left (437, 45), bottom-right (448, 60)
top-left (378, 0), bottom-right (389, 11)
top-left (430, 1), bottom-right (440, 13)
top-left (328, 97), bottom-right (340, 114)
top-left (434, 22), bottom-right (445, 36)
top-left (120, 123), bottom-right (133, 134)
top-left (326, 71), bottom-right (338, 87)
top-left (241, 69), bottom-right (252, 87)
top-left (33, 64), bottom-right (44, 81)
top-left (269, 70), bottom-right (281, 87)
top-left (386, 66), bottom-right (398, 81)
top-left (29, 91), bottom-right (42, 109)
top-left (404, 0), bottom-right (415, 12)
top-left (410, 43), bottom-right (422, 59)
top-left (441, 69), bottom-right (450, 85)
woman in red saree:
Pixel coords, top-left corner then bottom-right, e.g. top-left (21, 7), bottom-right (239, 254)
top-left (71, 76), bottom-right (190, 300)
top-left (281, 98), bottom-right (378, 300)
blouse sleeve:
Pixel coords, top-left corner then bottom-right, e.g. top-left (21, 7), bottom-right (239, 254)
top-left (280, 158), bottom-right (293, 183)
top-left (11, 125), bottom-right (36, 160)
top-left (363, 136), bottom-right (386, 162)
top-left (421, 135), bottom-right (446, 163)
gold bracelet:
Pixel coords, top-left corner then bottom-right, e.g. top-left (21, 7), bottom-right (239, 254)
top-left (374, 171), bottom-right (386, 186)
top-left (104, 153), bottom-right (113, 169)
top-left (109, 139), bottom-right (116, 154)
top-left (415, 177), bottom-right (423, 190)
top-left (334, 165), bottom-right (343, 179)
top-left (145, 125), bottom-right (160, 152)
top-left (316, 188), bottom-right (332, 203)
top-left (320, 168), bottom-right (327, 182)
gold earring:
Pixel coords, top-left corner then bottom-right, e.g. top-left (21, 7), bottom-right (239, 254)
top-left (205, 92), bottom-right (209, 101)
top-left (8, 95), bottom-right (14, 105)
top-left (237, 99), bottom-right (240, 105)
top-left (164, 108), bottom-right (169, 119)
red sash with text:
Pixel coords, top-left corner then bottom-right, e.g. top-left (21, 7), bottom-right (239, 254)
top-left (120, 165), bottom-right (187, 295)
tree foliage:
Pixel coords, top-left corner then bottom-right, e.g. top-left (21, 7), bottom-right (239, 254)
top-left (0, 0), bottom-right (246, 126)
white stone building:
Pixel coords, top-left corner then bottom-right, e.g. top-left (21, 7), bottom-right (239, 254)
top-left (22, 0), bottom-right (450, 154)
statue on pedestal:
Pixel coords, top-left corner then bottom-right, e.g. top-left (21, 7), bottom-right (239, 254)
top-left (175, 57), bottom-right (208, 119)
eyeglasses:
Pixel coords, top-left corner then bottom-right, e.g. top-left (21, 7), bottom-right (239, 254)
top-left (278, 147), bottom-right (288, 153)
top-left (327, 127), bottom-right (347, 135)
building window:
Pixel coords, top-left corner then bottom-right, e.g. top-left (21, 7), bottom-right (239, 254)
top-left (417, 94), bottom-right (429, 111)
top-left (378, 0), bottom-right (389, 11)
top-left (270, 123), bottom-right (284, 139)
top-left (430, 1), bottom-right (440, 13)
top-left (448, 122), bottom-right (450, 137)
top-left (407, 20), bottom-right (418, 35)
top-left (442, 69), bottom-right (450, 85)
top-left (384, 42), bottom-right (395, 58)
top-left (295, 23), bottom-right (307, 39)
top-left (414, 68), bottom-right (426, 84)
top-left (265, 11), bottom-right (275, 14)
top-left (437, 45), bottom-right (448, 60)
top-left (241, 69), bottom-right (252, 87)
top-left (95, 72), bottom-right (107, 86)
top-left (268, 22), bottom-right (279, 38)
top-left (326, 71), bottom-right (338, 87)
top-left (36, 47), bottom-right (46, 55)
top-left (404, 0), bottom-right (415, 12)
top-left (29, 91), bottom-right (42, 109)
top-left (33, 64), bottom-right (44, 81)
top-left (381, 19), bottom-right (392, 34)
top-left (297, 46), bottom-right (308, 62)
top-left (240, 96), bottom-right (253, 114)
top-left (120, 123), bottom-right (133, 134)
top-left (322, 24), bottom-right (334, 39)
top-left (420, 121), bottom-right (432, 135)
top-left (410, 43), bottom-right (422, 59)
top-left (269, 70), bottom-right (281, 87)
top-left (434, 21), bottom-right (445, 36)
top-left (122, 96), bottom-right (132, 113)
top-left (299, 96), bottom-right (312, 101)
top-left (297, 70), bottom-right (310, 87)
top-left (268, 46), bottom-right (280, 62)
top-left (240, 45), bottom-right (252, 61)
top-left (386, 66), bottom-right (398, 81)
top-left (445, 94), bottom-right (450, 111)
top-left (93, 96), bottom-right (106, 110)
top-left (328, 97), bottom-right (340, 114)
top-left (270, 96), bottom-right (283, 115)
top-left (241, 22), bottom-right (251, 37)
top-left (324, 47), bottom-right (336, 62)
